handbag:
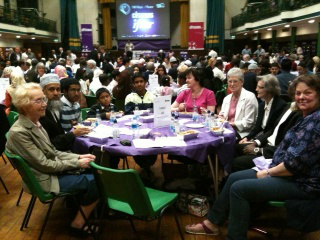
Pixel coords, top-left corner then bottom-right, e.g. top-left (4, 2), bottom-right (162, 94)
top-left (177, 193), bottom-right (210, 217)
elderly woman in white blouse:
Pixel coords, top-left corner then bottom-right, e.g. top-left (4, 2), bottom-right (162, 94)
top-left (219, 68), bottom-right (258, 139)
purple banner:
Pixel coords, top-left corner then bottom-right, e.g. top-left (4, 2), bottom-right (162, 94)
top-left (81, 24), bottom-right (93, 52)
top-left (118, 39), bottom-right (170, 50)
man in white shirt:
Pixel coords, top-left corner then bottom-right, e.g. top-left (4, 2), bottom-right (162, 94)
top-left (213, 60), bottom-right (226, 81)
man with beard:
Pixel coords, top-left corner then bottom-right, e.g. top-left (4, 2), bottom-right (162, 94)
top-left (39, 74), bottom-right (90, 151)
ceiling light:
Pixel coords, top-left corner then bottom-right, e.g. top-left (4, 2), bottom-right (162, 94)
top-left (54, 38), bottom-right (59, 42)
top-left (267, 28), bottom-right (272, 31)
top-left (31, 37), bottom-right (35, 40)
top-left (308, 19), bottom-right (315, 23)
top-left (284, 24), bottom-right (290, 28)
top-left (16, 35), bottom-right (21, 38)
top-left (254, 30), bottom-right (258, 33)
top-left (244, 33), bottom-right (247, 35)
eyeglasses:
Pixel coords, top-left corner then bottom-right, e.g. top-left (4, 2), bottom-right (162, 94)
top-left (32, 97), bottom-right (47, 105)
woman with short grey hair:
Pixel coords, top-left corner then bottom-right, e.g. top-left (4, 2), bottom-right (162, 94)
top-left (219, 68), bottom-right (258, 139)
top-left (239, 74), bottom-right (287, 144)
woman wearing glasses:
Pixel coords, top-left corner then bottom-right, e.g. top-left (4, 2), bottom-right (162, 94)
top-left (219, 68), bottom-right (259, 139)
top-left (6, 83), bottom-right (99, 236)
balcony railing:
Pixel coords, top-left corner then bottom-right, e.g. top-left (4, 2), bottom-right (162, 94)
top-left (232, 0), bottom-right (320, 29)
top-left (0, 6), bottom-right (57, 32)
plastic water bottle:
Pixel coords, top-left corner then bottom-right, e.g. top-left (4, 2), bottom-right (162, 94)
top-left (131, 115), bottom-right (139, 139)
top-left (112, 119), bottom-right (120, 139)
top-left (174, 115), bottom-right (180, 134)
top-left (192, 105), bottom-right (199, 123)
top-left (110, 105), bottom-right (116, 125)
top-left (134, 105), bottom-right (140, 120)
top-left (205, 110), bottom-right (211, 130)
top-left (170, 112), bottom-right (175, 133)
top-left (95, 109), bottom-right (101, 127)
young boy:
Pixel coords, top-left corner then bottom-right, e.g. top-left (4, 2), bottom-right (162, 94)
top-left (124, 73), bottom-right (157, 183)
top-left (87, 88), bottom-right (117, 120)
top-left (124, 73), bottom-right (155, 115)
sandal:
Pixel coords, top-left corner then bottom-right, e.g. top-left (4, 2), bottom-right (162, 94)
top-left (185, 221), bottom-right (219, 235)
top-left (69, 224), bottom-right (99, 237)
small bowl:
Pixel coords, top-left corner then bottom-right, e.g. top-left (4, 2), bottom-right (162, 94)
top-left (177, 130), bottom-right (199, 140)
top-left (140, 116), bottom-right (154, 123)
top-left (83, 120), bottom-right (92, 126)
top-left (210, 128), bottom-right (224, 136)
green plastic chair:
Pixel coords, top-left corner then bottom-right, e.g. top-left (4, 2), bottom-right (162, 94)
top-left (81, 108), bottom-right (90, 120)
top-left (7, 111), bottom-right (19, 127)
top-left (90, 162), bottom-right (184, 240)
top-left (85, 94), bottom-right (97, 108)
top-left (112, 98), bottom-right (125, 112)
top-left (4, 150), bottom-right (94, 240)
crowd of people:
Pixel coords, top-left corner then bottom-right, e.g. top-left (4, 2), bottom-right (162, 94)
top-left (1, 43), bottom-right (320, 239)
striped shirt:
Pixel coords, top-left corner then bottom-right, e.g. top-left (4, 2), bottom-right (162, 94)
top-left (60, 96), bottom-right (81, 132)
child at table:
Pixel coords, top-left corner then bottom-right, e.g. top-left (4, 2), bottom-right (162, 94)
top-left (124, 73), bottom-right (157, 183)
top-left (124, 73), bottom-right (155, 115)
top-left (87, 88), bottom-right (117, 120)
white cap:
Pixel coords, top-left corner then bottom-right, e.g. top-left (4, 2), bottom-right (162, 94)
top-left (170, 56), bottom-right (177, 63)
top-left (184, 60), bottom-right (192, 66)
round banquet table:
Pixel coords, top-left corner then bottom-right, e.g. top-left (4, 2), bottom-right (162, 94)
top-left (72, 115), bottom-right (236, 174)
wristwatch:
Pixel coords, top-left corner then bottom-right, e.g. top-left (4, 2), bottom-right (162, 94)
top-left (254, 147), bottom-right (260, 154)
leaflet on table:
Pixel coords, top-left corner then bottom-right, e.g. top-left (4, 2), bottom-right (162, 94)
top-left (153, 95), bottom-right (171, 127)
top-left (148, 74), bottom-right (159, 91)
top-left (116, 114), bottom-right (133, 122)
top-left (87, 124), bottom-right (113, 138)
top-left (119, 128), bottom-right (151, 136)
top-left (132, 137), bottom-right (187, 148)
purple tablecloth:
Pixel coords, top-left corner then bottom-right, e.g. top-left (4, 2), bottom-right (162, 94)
top-left (72, 117), bottom-right (236, 173)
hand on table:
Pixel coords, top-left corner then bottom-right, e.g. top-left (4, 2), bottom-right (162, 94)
top-left (72, 127), bottom-right (91, 137)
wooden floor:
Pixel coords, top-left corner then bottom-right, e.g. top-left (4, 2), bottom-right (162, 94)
top-left (1, 154), bottom-right (319, 240)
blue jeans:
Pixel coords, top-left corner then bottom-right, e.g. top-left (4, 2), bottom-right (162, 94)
top-left (58, 173), bottom-right (99, 206)
top-left (207, 169), bottom-right (313, 240)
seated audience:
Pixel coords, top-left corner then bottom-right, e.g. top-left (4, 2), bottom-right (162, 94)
top-left (6, 83), bottom-right (99, 236)
top-left (2, 69), bottom-right (26, 113)
top-left (60, 79), bottom-right (82, 132)
top-left (39, 74), bottom-right (90, 151)
top-left (112, 70), bottom-right (132, 100)
top-left (185, 74), bottom-right (320, 240)
top-left (171, 67), bottom-right (216, 113)
top-left (75, 67), bottom-right (88, 95)
top-left (153, 75), bottom-right (174, 97)
top-left (87, 88), bottom-right (117, 120)
top-left (239, 74), bottom-right (287, 143)
top-left (173, 72), bottom-right (188, 96)
top-left (219, 68), bottom-right (258, 139)
top-left (269, 62), bottom-right (281, 76)
top-left (276, 58), bottom-right (297, 94)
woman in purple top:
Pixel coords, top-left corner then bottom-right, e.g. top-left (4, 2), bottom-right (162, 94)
top-left (171, 67), bottom-right (216, 113)
top-left (185, 74), bottom-right (320, 239)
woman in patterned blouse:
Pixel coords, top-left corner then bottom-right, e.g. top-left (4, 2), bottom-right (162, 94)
top-left (185, 74), bottom-right (320, 239)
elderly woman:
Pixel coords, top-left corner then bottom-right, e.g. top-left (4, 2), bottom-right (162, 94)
top-left (239, 74), bottom-right (287, 144)
top-left (2, 69), bottom-right (26, 113)
top-left (6, 83), bottom-right (99, 236)
top-left (185, 74), bottom-right (320, 240)
top-left (35, 62), bottom-right (46, 83)
top-left (219, 68), bottom-right (258, 139)
top-left (171, 67), bottom-right (216, 113)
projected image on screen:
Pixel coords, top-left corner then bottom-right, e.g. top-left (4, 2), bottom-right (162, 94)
top-left (116, 0), bottom-right (170, 40)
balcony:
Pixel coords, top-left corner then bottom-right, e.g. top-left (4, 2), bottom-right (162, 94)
top-left (232, 0), bottom-right (320, 29)
top-left (0, 6), bottom-right (57, 33)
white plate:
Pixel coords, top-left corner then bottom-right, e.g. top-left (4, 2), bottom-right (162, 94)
top-left (185, 123), bottom-right (204, 129)
top-left (124, 122), bottom-right (142, 126)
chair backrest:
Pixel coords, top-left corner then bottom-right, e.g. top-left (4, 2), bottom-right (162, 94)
top-left (84, 95), bottom-right (97, 108)
top-left (4, 150), bottom-right (53, 202)
top-left (7, 111), bottom-right (19, 127)
top-left (90, 162), bottom-right (155, 217)
top-left (81, 108), bottom-right (90, 120)
top-left (112, 98), bottom-right (125, 112)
